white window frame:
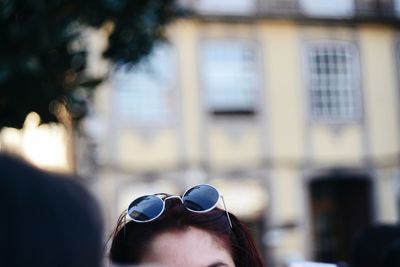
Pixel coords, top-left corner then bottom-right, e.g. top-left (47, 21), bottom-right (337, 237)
top-left (304, 41), bottom-right (362, 123)
top-left (300, 0), bottom-right (355, 17)
top-left (111, 43), bottom-right (178, 127)
top-left (200, 39), bottom-right (261, 118)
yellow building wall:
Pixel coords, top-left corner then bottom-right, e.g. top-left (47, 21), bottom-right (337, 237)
top-left (208, 127), bottom-right (263, 168)
top-left (268, 168), bottom-right (306, 261)
top-left (301, 25), bottom-right (358, 41)
top-left (359, 26), bottom-right (399, 158)
top-left (261, 22), bottom-right (305, 162)
top-left (169, 21), bottom-right (202, 164)
top-left (117, 129), bottom-right (179, 170)
top-left (270, 169), bottom-right (302, 222)
top-left (311, 125), bottom-right (364, 165)
top-left (197, 21), bottom-right (260, 38)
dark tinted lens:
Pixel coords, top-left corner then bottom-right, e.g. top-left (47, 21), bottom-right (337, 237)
top-left (127, 195), bottom-right (164, 222)
top-left (182, 185), bottom-right (219, 211)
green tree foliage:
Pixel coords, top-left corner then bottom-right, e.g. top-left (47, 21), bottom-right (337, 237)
top-left (0, 0), bottom-right (177, 128)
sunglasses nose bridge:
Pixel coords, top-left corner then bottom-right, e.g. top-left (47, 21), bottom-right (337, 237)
top-left (164, 195), bottom-right (184, 204)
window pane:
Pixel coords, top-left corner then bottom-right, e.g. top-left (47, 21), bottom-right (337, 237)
top-left (112, 44), bottom-right (176, 125)
top-left (194, 0), bottom-right (256, 15)
top-left (396, 0), bottom-right (400, 16)
top-left (201, 40), bottom-right (259, 116)
top-left (300, 0), bottom-right (354, 17)
top-left (307, 42), bottom-right (360, 121)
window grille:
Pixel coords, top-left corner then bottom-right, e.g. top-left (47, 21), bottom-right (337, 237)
top-left (306, 42), bottom-right (361, 121)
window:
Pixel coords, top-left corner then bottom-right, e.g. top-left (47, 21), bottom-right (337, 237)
top-left (201, 40), bottom-right (259, 117)
top-left (306, 42), bottom-right (361, 121)
top-left (111, 44), bottom-right (176, 125)
top-left (396, 0), bottom-right (400, 16)
top-left (300, 0), bottom-right (354, 17)
top-left (194, 0), bottom-right (256, 15)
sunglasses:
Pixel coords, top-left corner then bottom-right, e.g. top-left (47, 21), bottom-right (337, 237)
top-left (126, 184), bottom-right (232, 227)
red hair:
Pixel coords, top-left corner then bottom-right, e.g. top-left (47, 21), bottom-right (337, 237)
top-left (109, 198), bottom-right (266, 267)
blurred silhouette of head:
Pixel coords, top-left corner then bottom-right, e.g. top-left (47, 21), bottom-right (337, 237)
top-left (351, 224), bottom-right (400, 267)
top-left (0, 153), bottom-right (103, 267)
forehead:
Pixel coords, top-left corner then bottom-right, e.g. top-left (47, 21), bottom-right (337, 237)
top-left (141, 227), bottom-right (234, 267)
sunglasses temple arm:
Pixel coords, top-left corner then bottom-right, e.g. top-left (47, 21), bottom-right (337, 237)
top-left (123, 212), bottom-right (127, 238)
top-left (220, 195), bottom-right (233, 228)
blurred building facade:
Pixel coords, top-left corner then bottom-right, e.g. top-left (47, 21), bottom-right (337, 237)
top-left (87, 0), bottom-right (400, 266)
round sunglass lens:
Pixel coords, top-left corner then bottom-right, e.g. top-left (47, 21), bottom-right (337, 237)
top-left (127, 195), bottom-right (164, 222)
top-left (182, 184), bottom-right (219, 212)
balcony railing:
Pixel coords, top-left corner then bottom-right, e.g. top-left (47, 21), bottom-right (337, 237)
top-left (177, 0), bottom-right (400, 22)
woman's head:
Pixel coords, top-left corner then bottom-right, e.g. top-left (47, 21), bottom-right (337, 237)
top-left (109, 186), bottom-right (265, 267)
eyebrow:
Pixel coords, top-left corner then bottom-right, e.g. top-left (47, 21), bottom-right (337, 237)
top-left (207, 261), bottom-right (231, 267)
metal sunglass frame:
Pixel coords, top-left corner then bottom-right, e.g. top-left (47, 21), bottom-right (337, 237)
top-left (126, 184), bottom-right (232, 228)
